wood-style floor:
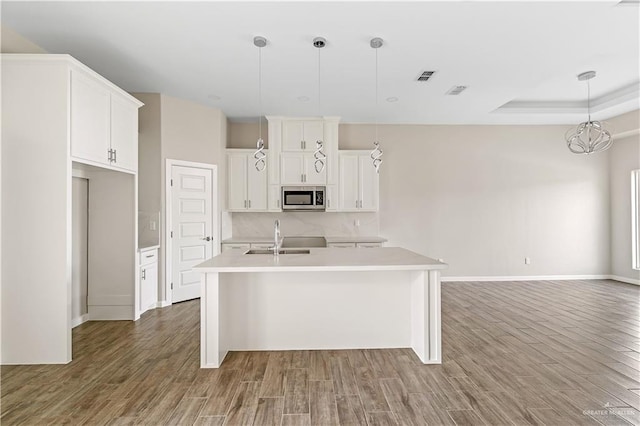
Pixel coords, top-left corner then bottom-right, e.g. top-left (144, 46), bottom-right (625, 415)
top-left (2, 279), bottom-right (640, 425)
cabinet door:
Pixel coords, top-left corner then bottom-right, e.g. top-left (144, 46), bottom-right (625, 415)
top-left (247, 160), bottom-right (268, 210)
top-left (140, 262), bottom-right (158, 312)
top-left (228, 153), bottom-right (248, 210)
top-left (110, 94), bottom-right (138, 172)
top-left (282, 121), bottom-right (304, 151)
top-left (339, 154), bottom-right (359, 211)
top-left (268, 184), bottom-right (282, 211)
top-left (359, 155), bottom-right (379, 211)
top-left (303, 121), bottom-right (324, 151)
top-left (325, 185), bottom-right (337, 212)
top-left (303, 153), bottom-right (327, 185)
top-left (70, 71), bottom-right (111, 165)
top-left (280, 153), bottom-right (304, 184)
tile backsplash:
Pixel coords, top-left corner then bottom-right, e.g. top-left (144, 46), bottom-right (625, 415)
top-left (230, 212), bottom-right (379, 237)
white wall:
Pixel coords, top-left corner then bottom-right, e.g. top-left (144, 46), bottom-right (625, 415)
top-left (609, 111), bottom-right (640, 283)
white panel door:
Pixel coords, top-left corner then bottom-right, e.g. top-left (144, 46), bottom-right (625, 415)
top-left (303, 153), bottom-right (327, 185)
top-left (70, 70), bottom-right (110, 165)
top-left (171, 165), bottom-right (214, 303)
top-left (339, 154), bottom-right (359, 211)
top-left (280, 153), bottom-right (304, 184)
top-left (359, 155), bottom-right (379, 211)
top-left (227, 153), bottom-right (248, 210)
top-left (110, 94), bottom-right (138, 172)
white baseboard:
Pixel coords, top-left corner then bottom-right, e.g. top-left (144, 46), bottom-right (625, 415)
top-left (441, 274), bottom-right (639, 285)
top-left (609, 275), bottom-right (640, 286)
top-left (157, 301), bottom-right (171, 308)
top-left (71, 313), bottom-right (90, 328)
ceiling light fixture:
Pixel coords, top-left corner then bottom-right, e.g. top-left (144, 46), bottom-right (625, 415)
top-left (313, 36), bottom-right (326, 173)
top-left (565, 71), bottom-right (613, 155)
top-left (370, 37), bottom-right (384, 174)
top-left (253, 36), bottom-right (267, 171)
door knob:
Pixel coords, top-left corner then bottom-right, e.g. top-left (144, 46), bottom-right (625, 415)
top-left (202, 236), bottom-right (213, 241)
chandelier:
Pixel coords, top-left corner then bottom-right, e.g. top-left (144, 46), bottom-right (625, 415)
top-left (565, 71), bottom-right (613, 155)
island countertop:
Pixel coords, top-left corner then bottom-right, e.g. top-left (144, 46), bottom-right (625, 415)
top-left (193, 247), bottom-right (447, 273)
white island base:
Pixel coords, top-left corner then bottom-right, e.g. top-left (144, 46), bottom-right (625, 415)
top-left (195, 248), bottom-right (446, 368)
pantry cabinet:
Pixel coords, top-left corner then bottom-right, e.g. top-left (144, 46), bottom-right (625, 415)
top-left (338, 151), bottom-right (379, 212)
top-left (227, 149), bottom-right (268, 211)
top-left (1, 54), bottom-right (142, 364)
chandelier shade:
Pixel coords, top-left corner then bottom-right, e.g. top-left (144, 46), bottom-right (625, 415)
top-left (565, 71), bottom-right (613, 155)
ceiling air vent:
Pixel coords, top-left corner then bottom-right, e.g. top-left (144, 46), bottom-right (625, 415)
top-left (417, 71), bottom-right (436, 82)
top-left (446, 85), bottom-right (468, 95)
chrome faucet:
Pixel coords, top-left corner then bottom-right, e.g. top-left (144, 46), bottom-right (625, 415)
top-left (273, 220), bottom-right (282, 255)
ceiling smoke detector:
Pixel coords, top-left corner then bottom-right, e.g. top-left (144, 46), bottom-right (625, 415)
top-left (446, 86), bottom-right (468, 95)
top-left (417, 71), bottom-right (436, 82)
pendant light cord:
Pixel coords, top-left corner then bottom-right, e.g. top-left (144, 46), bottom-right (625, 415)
top-left (258, 46), bottom-right (263, 140)
top-left (587, 79), bottom-right (591, 123)
top-left (375, 46), bottom-right (379, 142)
top-left (318, 48), bottom-right (321, 116)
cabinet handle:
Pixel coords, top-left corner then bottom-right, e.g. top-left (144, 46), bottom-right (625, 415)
top-left (113, 149), bottom-right (117, 163)
top-left (244, 200), bottom-right (247, 208)
top-left (142, 269), bottom-right (146, 280)
top-left (145, 254), bottom-right (154, 258)
top-left (277, 199), bottom-right (280, 208)
top-left (248, 200), bottom-right (251, 208)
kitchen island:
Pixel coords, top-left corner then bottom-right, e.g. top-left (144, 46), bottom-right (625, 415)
top-left (193, 247), bottom-right (447, 368)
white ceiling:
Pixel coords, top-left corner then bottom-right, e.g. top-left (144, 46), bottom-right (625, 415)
top-left (2, 1), bottom-right (639, 124)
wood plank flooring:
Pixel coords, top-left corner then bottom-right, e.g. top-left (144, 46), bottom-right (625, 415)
top-left (2, 279), bottom-right (639, 425)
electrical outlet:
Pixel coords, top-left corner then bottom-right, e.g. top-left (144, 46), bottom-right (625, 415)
top-left (150, 221), bottom-right (157, 231)
top-left (524, 257), bottom-right (531, 265)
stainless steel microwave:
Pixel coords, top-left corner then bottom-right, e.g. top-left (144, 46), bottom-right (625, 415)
top-left (281, 186), bottom-right (326, 211)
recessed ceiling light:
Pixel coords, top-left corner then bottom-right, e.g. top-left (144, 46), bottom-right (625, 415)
top-left (386, 97), bottom-right (399, 103)
top-left (208, 94), bottom-right (221, 100)
top-left (297, 96), bottom-right (310, 102)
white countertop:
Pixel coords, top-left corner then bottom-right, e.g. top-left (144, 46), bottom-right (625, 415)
top-left (222, 236), bottom-right (387, 244)
top-left (194, 247), bottom-right (447, 273)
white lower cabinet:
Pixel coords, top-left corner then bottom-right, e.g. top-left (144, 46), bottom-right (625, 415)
top-left (327, 241), bottom-right (384, 248)
top-left (139, 248), bottom-right (158, 315)
top-left (222, 243), bottom-right (251, 252)
top-left (327, 242), bottom-right (356, 248)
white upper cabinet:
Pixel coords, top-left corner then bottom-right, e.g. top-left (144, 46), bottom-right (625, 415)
top-left (110, 94), bottom-right (139, 172)
top-left (227, 150), bottom-right (268, 211)
top-left (282, 120), bottom-right (324, 152)
top-left (339, 151), bottom-right (379, 212)
top-left (280, 152), bottom-right (327, 185)
top-left (70, 69), bottom-right (140, 172)
top-left (70, 71), bottom-right (111, 165)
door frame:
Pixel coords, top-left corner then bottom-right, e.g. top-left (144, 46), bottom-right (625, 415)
top-left (165, 159), bottom-right (218, 304)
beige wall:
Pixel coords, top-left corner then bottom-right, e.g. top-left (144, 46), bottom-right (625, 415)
top-left (0, 26), bottom-right (46, 53)
top-left (341, 123), bottom-right (611, 277)
top-left (609, 111), bottom-right (640, 282)
top-left (228, 121), bottom-right (269, 149)
top-left (134, 93), bottom-right (227, 302)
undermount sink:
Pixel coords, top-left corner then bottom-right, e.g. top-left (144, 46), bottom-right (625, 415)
top-left (281, 236), bottom-right (327, 248)
top-left (244, 249), bottom-right (311, 255)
